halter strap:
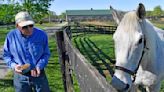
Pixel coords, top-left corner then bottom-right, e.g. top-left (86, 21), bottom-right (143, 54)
top-left (115, 66), bottom-right (135, 76)
top-left (115, 37), bottom-right (148, 83)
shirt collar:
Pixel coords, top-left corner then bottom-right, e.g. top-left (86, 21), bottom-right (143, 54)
top-left (16, 28), bottom-right (35, 38)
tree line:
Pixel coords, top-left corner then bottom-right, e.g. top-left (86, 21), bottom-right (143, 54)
top-left (0, 1), bottom-right (164, 25)
top-left (0, 0), bottom-right (54, 25)
top-left (146, 5), bottom-right (164, 17)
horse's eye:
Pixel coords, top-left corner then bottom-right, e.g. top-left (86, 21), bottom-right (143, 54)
top-left (138, 38), bottom-right (142, 44)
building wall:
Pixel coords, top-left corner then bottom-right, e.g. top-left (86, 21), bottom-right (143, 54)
top-left (66, 15), bottom-right (113, 22)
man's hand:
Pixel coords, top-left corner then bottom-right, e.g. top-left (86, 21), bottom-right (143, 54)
top-left (15, 65), bottom-right (22, 73)
top-left (36, 67), bottom-right (41, 77)
top-left (31, 67), bottom-right (41, 77)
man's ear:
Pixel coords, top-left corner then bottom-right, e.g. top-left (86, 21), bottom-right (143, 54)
top-left (110, 6), bottom-right (124, 25)
top-left (16, 24), bottom-right (22, 30)
top-left (136, 3), bottom-right (146, 19)
top-left (16, 24), bottom-right (20, 28)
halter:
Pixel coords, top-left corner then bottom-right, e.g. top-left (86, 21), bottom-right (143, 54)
top-left (114, 20), bottom-right (149, 91)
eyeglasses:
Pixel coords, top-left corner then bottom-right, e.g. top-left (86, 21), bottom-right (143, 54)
top-left (22, 25), bottom-right (34, 29)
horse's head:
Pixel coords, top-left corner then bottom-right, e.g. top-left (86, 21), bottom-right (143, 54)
top-left (110, 3), bottom-right (146, 91)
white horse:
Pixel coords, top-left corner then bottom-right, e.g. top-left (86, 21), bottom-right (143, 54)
top-left (110, 3), bottom-right (164, 92)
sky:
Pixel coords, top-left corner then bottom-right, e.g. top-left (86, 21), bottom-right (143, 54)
top-left (49, 0), bottom-right (164, 15)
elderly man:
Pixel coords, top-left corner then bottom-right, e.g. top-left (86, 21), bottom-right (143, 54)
top-left (3, 11), bottom-right (50, 92)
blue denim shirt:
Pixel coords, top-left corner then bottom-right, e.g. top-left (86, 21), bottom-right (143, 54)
top-left (3, 27), bottom-right (50, 70)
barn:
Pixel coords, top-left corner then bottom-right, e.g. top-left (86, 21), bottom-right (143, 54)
top-left (66, 9), bottom-right (113, 22)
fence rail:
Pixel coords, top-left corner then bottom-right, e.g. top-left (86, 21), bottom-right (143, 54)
top-left (70, 24), bottom-right (117, 34)
top-left (55, 26), bottom-right (117, 92)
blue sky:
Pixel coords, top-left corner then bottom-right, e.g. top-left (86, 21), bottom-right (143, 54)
top-left (49, 0), bottom-right (164, 15)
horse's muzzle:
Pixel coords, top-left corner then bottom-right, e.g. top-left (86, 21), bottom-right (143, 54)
top-left (111, 75), bottom-right (130, 92)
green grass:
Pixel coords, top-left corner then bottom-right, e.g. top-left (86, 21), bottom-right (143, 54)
top-left (72, 34), bottom-right (115, 81)
top-left (149, 20), bottom-right (164, 30)
top-left (0, 26), bottom-right (15, 91)
top-left (46, 35), bottom-right (64, 92)
top-left (0, 27), bottom-right (12, 45)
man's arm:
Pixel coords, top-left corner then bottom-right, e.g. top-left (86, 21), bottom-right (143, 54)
top-left (3, 37), bottom-right (17, 69)
top-left (36, 34), bottom-right (50, 70)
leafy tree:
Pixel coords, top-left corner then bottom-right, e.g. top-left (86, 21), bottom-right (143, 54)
top-left (0, 4), bottom-right (16, 24)
top-left (153, 5), bottom-right (163, 16)
top-left (0, 0), bottom-right (54, 23)
top-left (59, 12), bottom-right (66, 20)
top-left (19, 0), bottom-right (54, 23)
top-left (0, 0), bottom-right (23, 24)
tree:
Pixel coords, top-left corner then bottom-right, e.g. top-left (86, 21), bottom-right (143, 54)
top-left (0, 0), bottom-right (54, 24)
top-left (146, 11), bottom-right (153, 17)
top-left (0, 4), bottom-right (16, 24)
top-left (153, 5), bottom-right (163, 16)
top-left (59, 12), bottom-right (66, 20)
top-left (0, 0), bottom-right (23, 25)
top-left (19, 0), bottom-right (54, 23)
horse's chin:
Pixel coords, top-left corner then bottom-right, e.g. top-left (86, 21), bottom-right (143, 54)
top-left (111, 75), bottom-right (130, 91)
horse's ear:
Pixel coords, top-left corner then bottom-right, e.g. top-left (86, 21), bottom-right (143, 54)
top-left (110, 6), bottom-right (124, 25)
top-left (136, 3), bottom-right (146, 19)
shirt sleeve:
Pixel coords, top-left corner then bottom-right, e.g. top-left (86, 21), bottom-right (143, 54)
top-left (3, 36), bottom-right (17, 69)
top-left (36, 33), bottom-right (50, 70)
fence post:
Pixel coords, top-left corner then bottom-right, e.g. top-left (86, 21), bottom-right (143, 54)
top-left (55, 30), bottom-right (74, 92)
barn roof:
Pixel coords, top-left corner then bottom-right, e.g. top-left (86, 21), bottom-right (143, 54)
top-left (66, 9), bottom-right (112, 16)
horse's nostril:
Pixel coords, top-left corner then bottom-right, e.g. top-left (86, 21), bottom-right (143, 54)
top-left (111, 76), bottom-right (130, 91)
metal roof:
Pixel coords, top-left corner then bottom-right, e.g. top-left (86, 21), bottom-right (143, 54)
top-left (66, 9), bottom-right (112, 16)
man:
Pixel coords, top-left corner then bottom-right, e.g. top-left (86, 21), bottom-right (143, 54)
top-left (3, 11), bottom-right (51, 92)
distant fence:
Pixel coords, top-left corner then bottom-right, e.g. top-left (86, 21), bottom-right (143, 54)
top-left (55, 26), bottom-right (117, 92)
top-left (70, 24), bottom-right (117, 34)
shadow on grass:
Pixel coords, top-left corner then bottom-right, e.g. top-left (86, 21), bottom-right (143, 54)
top-left (84, 37), bottom-right (114, 77)
top-left (79, 37), bottom-right (106, 77)
top-left (87, 38), bottom-right (115, 64)
top-left (73, 37), bottom-right (85, 55)
top-left (73, 34), bottom-right (116, 78)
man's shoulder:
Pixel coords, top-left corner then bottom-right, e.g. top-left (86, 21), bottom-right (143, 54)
top-left (7, 29), bottom-right (17, 36)
top-left (34, 27), bottom-right (47, 35)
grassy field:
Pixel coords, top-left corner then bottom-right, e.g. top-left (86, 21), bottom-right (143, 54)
top-left (72, 34), bottom-right (115, 81)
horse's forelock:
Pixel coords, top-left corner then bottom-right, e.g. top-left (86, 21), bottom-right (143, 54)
top-left (119, 11), bottom-right (141, 32)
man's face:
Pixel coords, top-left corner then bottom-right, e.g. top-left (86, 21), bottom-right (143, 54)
top-left (17, 24), bottom-right (34, 36)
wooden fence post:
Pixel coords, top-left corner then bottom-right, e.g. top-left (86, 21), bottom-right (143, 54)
top-left (55, 29), bottom-right (74, 92)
